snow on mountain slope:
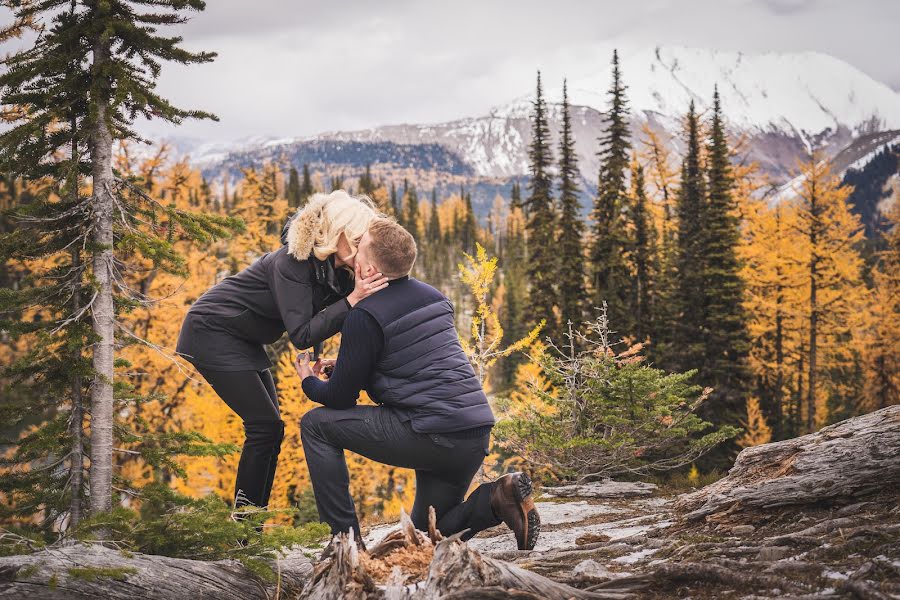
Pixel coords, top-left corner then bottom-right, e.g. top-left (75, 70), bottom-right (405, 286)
top-left (186, 46), bottom-right (900, 185)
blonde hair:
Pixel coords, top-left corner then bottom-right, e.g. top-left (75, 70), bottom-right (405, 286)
top-left (285, 190), bottom-right (381, 262)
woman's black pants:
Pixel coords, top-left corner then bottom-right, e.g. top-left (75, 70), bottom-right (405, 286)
top-left (195, 367), bottom-right (285, 509)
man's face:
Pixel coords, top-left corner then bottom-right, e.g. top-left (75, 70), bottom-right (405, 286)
top-left (355, 231), bottom-right (379, 277)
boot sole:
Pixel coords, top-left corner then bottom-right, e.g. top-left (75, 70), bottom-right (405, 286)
top-left (512, 472), bottom-right (540, 550)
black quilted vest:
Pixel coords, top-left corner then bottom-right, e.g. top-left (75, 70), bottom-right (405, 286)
top-left (355, 277), bottom-right (495, 433)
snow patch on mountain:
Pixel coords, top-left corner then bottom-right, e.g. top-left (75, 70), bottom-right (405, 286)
top-left (178, 46), bottom-right (900, 184)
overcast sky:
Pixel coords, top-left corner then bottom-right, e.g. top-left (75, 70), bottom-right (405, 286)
top-left (3, 0), bottom-right (899, 143)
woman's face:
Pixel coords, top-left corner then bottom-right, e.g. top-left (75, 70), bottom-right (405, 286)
top-left (333, 232), bottom-right (356, 268)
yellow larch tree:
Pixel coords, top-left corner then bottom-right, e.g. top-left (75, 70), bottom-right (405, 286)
top-left (858, 197), bottom-right (900, 412)
top-left (737, 396), bottom-right (773, 448)
top-left (790, 153), bottom-right (867, 432)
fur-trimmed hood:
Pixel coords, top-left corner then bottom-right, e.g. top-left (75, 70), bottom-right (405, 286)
top-left (280, 194), bottom-right (331, 261)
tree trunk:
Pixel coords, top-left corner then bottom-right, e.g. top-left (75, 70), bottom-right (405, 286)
top-left (88, 27), bottom-right (116, 515)
top-left (0, 543), bottom-right (312, 600)
top-left (68, 109), bottom-right (85, 528)
top-left (806, 187), bottom-right (819, 434)
top-left (773, 279), bottom-right (784, 441)
top-left (69, 248), bottom-right (84, 527)
top-left (677, 404), bottom-right (900, 520)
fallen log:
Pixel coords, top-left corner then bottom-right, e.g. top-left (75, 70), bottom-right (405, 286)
top-left (0, 541), bottom-right (313, 599)
top-left (677, 405), bottom-right (900, 520)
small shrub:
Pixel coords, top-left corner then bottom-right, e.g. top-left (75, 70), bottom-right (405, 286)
top-left (494, 305), bottom-right (740, 481)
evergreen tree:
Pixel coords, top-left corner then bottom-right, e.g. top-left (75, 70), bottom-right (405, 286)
top-left (525, 71), bottom-right (559, 337)
top-left (0, 0), bottom-right (241, 526)
top-left (286, 166), bottom-right (301, 207)
top-left (673, 100), bottom-right (707, 373)
top-left (556, 80), bottom-right (587, 330)
top-left (300, 163), bottom-right (314, 202)
top-left (405, 184), bottom-right (420, 242)
top-left (358, 163), bottom-right (376, 198)
top-left (461, 191), bottom-right (478, 254)
top-left (629, 158), bottom-right (656, 343)
top-left (591, 50), bottom-right (632, 335)
top-left (428, 188), bottom-right (441, 242)
top-left (510, 181), bottom-right (522, 211)
top-left (701, 87), bottom-right (751, 427)
top-left (640, 125), bottom-right (679, 363)
top-left (500, 203), bottom-right (529, 385)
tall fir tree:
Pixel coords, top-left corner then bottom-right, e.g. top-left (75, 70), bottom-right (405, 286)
top-left (0, 0), bottom-right (240, 526)
top-left (673, 100), bottom-right (707, 373)
top-left (300, 163), bottom-right (314, 201)
top-left (629, 158), bottom-right (656, 343)
top-left (556, 80), bottom-right (587, 330)
top-left (405, 184), bottom-right (420, 242)
top-left (525, 71), bottom-right (559, 338)
top-left (591, 50), bottom-right (632, 335)
top-left (286, 166), bottom-right (301, 207)
top-left (701, 87), bottom-right (751, 428)
top-left (461, 191), bottom-right (478, 254)
top-left (510, 181), bottom-right (522, 211)
top-left (358, 163), bottom-right (376, 197)
top-left (500, 201), bottom-right (529, 385)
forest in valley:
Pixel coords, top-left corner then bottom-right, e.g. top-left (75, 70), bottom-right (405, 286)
top-left (0, 2), bottom-right (898, 597)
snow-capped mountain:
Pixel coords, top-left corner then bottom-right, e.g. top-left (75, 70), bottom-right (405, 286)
top-left (178, 45), bottom-right (900, 191)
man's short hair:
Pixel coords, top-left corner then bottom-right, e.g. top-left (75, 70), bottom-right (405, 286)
top-left (367, 218), bottom-right (417, 278)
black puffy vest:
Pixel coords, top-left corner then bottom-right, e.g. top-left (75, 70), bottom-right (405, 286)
top-left (355, 277), bottom-right (495, 433)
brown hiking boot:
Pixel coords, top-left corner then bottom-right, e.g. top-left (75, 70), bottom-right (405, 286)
top-left (490, 472), bottom-right (540, 550)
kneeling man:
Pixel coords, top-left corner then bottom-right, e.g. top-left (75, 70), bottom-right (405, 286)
top-left (294, 218), bottom-right (540, 550)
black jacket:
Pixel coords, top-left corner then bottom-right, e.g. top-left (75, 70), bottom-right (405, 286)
top-left (175, 219), bottom-right (353, 371)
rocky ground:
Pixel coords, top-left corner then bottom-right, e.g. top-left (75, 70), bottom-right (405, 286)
top-left (358, 480), bottom-right (899, 599)
top-left (2, 406), bottom-right (898, 599)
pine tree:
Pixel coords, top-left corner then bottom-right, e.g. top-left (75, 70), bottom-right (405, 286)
top-left (300, 163), bottom-right (314, 202)
top-left (358, 163), bottom-right (376, 198)
top-left (390, 181), bottom-right (402, 224)
top-left (510, 181), bottom-right (522, 211)
top-left (500, 204), bottom-right (529, 385)
top-left (405, 184), bottom-right (421, 242)
top-left (461, 191), bottom-right (478, 254)
top-left (673, 100), bottom-right (707, 373)
top-left (700, 88), bottom-right (751, 427)
top-left (286, 166), bottom-right (301, 207)
top-left (639, 124), bottom-right (679, 360)
top-left (556, 80), bottom-right (587, 330)
top-left (428, 188), bottom-right (442, 242)
top-left (0, 0), bottom-right (241, 526)
top-left (525, 71), bottom-right (559, 337)
top-left (592, 50), bottom-right (632, 335)
top-left (629, 158), bottom-right (656, 342)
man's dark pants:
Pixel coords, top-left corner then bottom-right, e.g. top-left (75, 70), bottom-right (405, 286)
top-left (300, 404), bottom-right (501, 538)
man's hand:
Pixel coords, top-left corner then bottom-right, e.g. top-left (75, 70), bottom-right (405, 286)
top-left (294, 352), bottom-right (315, 381)
top-left (346, 263), bottom-right (389, 307)
top-left (313, 358), bottom-right (336, 380)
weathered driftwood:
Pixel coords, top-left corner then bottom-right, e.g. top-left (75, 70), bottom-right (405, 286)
top-left (300, 508), bottom-right (631, 600)
top-left (677, 405), bottom-right (900, 520)
top-left (542, 480), bottom-right (657, 499)
top-left (0, 541), bottom-right (313, 599)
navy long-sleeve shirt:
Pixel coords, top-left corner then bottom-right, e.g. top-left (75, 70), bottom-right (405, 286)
top-left (302, 309), bottom-right (384, 409)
